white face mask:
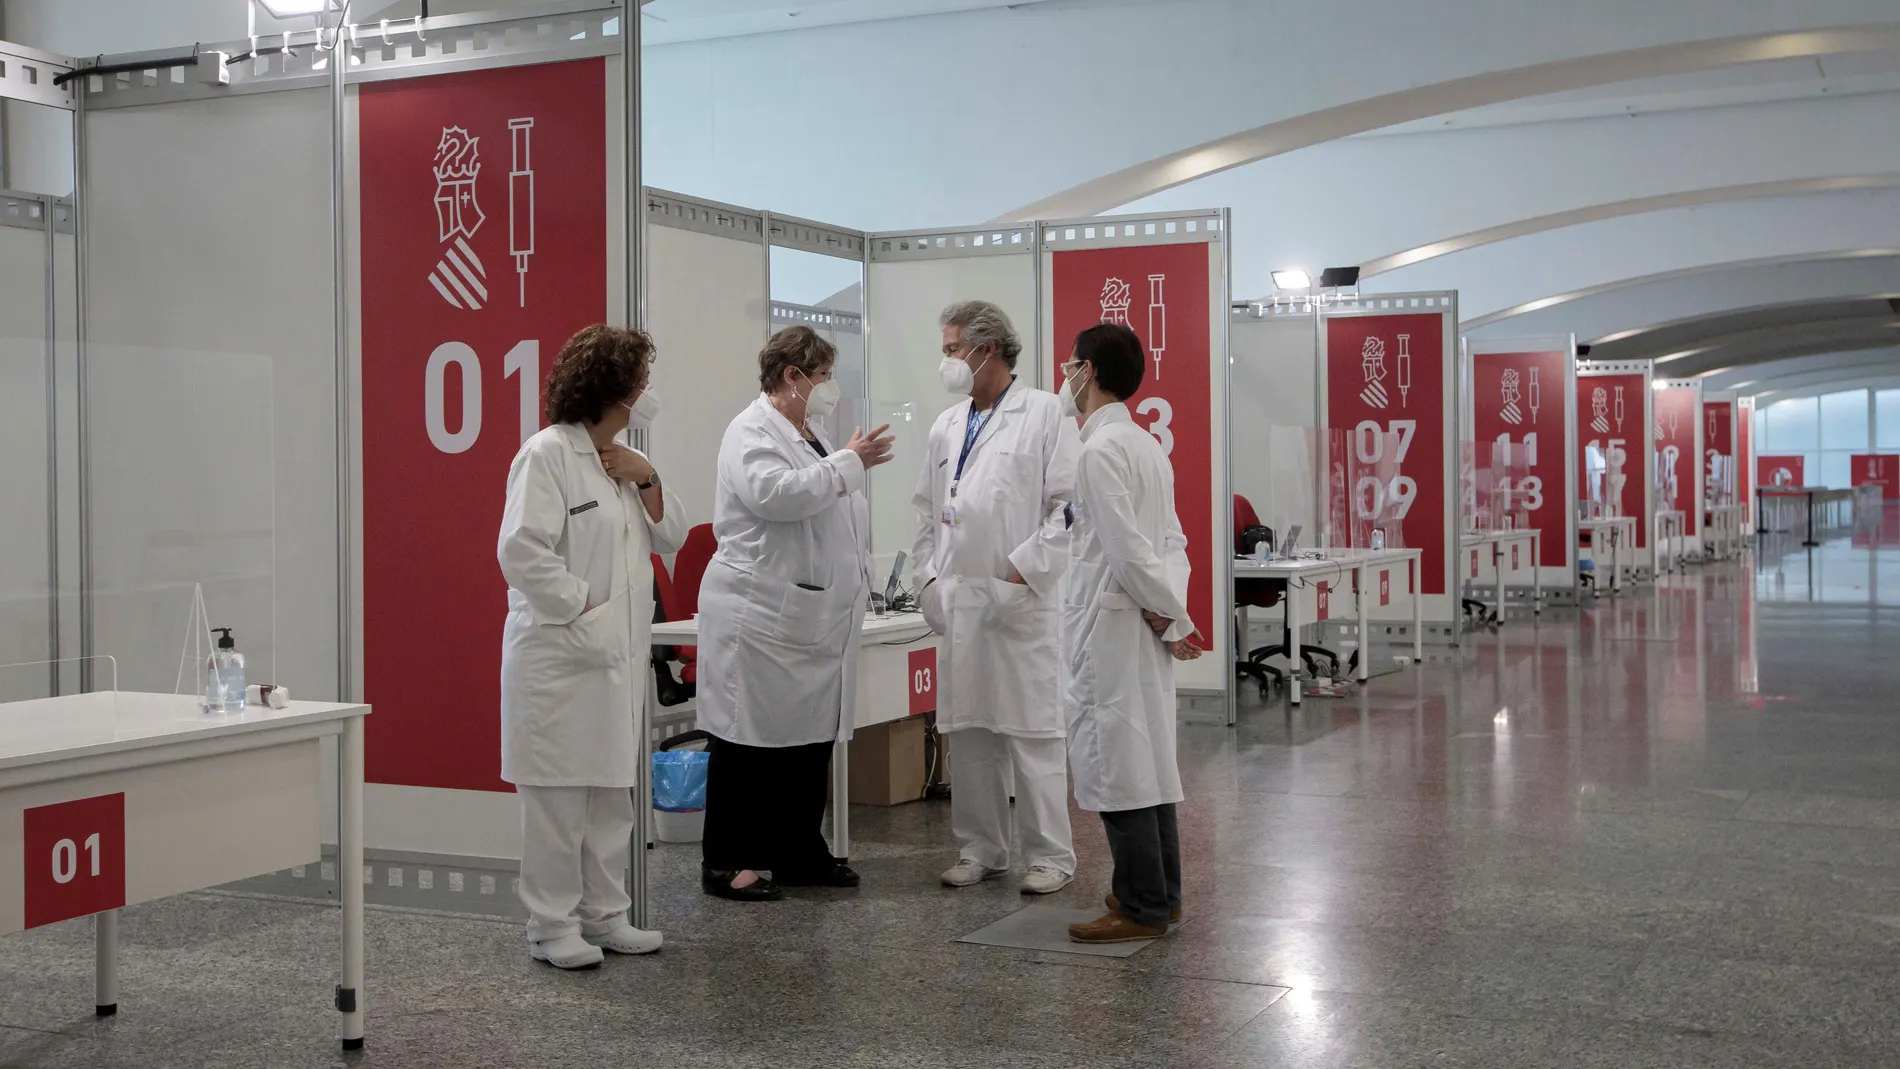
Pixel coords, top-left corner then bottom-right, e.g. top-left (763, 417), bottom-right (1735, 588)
top-left (796, 370), bottom-right (841, 421)
top-left (1059, 364), bottom-right (1090, 418)
top-left (624, 389), bottom-right (661, 431)
top-left (939, 350), bottom-right (988, 396)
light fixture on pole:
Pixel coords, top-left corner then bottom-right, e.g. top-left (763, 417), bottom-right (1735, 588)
top-left (1270, 268), bottom-right (1311, 292)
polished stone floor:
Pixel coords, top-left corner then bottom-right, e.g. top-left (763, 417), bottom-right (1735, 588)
top-left (7, 541), bottom-right (1900, 1067)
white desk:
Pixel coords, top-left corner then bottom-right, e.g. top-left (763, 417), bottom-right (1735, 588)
top-left (0, 692), bottom-right (369, 1051)
top-left (1705, 502), bottom-right (1741, 560)
top-left (1459, 529), bottom-right (1543, 617)
top-left (1233, 548), bottom-right (1423, 708)
top-left (649, 611), bottom-right (936, 858)
top-left (1578, 516), bottom-right (1636, 594)
top-left (1654, 509), bottom-right (1686, 573)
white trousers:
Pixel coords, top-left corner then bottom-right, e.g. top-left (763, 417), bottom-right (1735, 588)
top-left (949, 728), bottom-right (1075, 874)
top-left (518, 785), bottom-right (635, 942)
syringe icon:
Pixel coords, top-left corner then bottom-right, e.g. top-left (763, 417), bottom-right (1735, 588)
top-left (1146, 274), bottom-right (1167, 381)
top-left (507, 117), bottom-right (536, 308)
top-left (1613, 386), bottom-right (1625, 431)
top-left (1396, 333), bottom-right (1413, 407)
top-left (1527, 365), bottom-right (1541, 423)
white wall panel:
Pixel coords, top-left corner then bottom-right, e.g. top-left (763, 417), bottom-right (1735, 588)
top-left (0, 224), bottom-right (50, 698)
top-left (864, 253), bottom-right (1034, 581)
top-left (84, 89), bottom-right (336, 699)
top-left (645, 223), bottom-right (769, 532)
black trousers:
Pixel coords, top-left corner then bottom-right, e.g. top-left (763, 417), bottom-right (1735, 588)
top-left (701, 736), bottom-right (837, 877)
top-left (1099, 803), bottom-right (1181, 929)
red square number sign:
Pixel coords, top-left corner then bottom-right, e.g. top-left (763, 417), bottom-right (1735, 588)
top-left (907, 648), bottom-right (937, 716)
top-left (24, 792), bottom-right (125, 929)
top-left (1316, 581), bottom-right (1331, 622)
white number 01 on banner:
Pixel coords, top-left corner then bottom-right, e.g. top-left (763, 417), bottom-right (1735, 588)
top-left (424, 339), bottom-right (541, 454)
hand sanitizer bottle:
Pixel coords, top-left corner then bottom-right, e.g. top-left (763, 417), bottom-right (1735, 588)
top-left (208, 627), bottom-right (245, 713)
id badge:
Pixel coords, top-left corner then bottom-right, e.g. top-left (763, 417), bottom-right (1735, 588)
top-left (941, 505), bottom-right (957, 527)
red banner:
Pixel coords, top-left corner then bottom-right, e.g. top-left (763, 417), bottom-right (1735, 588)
top-left (1470, 349), bottom-right (1567, 566)
top-left (360, 59), bottom-right (608, 791)
top-left (1576, 373), bottom-right (1648, 547)
top-left (1051, 244), bottom-right (1212, 645)
top-left (1851, 454), bottom-right (1900, 496)
top-left (1653, 386), bottom-right (1699, 535)
top-left (1737, 401), bottom-right (1755, 525)
top-left (1757, 455), bottom-right (1805, 489)
top-left (1325, 314), bottom-right (1448, 594)
top-left (1704, 400), bottom-right (1734, 518)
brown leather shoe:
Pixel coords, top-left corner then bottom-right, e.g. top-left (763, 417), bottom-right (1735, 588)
top-left (1068, 910), bottom-right (1166, 943)
top-left (1105, 893), bottom-right (1182, 923)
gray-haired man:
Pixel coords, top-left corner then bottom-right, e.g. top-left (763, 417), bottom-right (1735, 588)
top-left (912, 300), bottom-right (1080, 895)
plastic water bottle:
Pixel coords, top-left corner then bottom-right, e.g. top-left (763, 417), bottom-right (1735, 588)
top-left (205, 627), bottom-right (245, 713)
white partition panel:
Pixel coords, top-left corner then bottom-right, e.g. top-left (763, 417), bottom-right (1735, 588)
top-left (0, 218), bottom-right (50, 698)
top-left (84, 90), bottom-right (337, 699)
top-left (865, 231), bottom-right (1037, 580)
top-left (1231, 302), bottom-right (1321, 540)
top-left (645, 196), bottom-right (771, 531)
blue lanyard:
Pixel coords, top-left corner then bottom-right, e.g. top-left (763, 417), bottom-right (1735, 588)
top-left (953, 382), bottom-right (1010, 490)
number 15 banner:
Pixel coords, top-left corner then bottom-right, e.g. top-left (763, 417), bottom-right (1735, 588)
top-left (360, 59), bottom-right (608, 791)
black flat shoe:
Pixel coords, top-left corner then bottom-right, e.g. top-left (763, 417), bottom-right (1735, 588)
top-left (774, 862), bottom-right (860, 888)
top-left (701, 870), bottom-right (783, 901)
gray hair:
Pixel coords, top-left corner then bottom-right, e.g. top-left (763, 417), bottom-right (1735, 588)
top-left (939, 300), bottom-right (1022, 369)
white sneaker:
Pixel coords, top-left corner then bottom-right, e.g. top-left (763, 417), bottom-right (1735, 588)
top-left (529, 933), bottom-right (604, 970)
top-left (941, 859), bottom-right (1007, 887)
top-left (1019, 865), bottom-right (1074, 895)
top-left (584, 924), bottom-right (663, 955)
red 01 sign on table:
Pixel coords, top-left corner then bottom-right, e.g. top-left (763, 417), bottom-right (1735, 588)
top-left (1325, 314), bottom-right (1448, 596)
top-left (1050, 242), bottom-right (1213, 645)
top-left (1469, 349), bottom-right (1567, 567)
top-left (360, 59), bottom-right (608, 791)
top-left (23, 793), bottom-right (125, 929)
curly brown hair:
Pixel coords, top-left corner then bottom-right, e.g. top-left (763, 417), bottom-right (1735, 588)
top-left (758, 325), bottom-right (837, 393)
top-left (544, 324), bottom-right (655, 425)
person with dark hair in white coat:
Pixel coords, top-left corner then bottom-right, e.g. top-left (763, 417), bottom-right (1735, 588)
top-left (498, 325), bottom-right (687, 969)
top-left (913, 300), bottom-right (1080, 896)
top-left (1056, 322), bottom-right (1203, 945)
top-left (695, 325), bottom-right (896, 901)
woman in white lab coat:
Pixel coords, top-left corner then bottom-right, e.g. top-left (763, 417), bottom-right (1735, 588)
top-left (696, 325), bottom-right (894, 901)
top-left (1057, 322), bottom-right (1202, 945)
top-left (497, 325), bottom-right (686, 969)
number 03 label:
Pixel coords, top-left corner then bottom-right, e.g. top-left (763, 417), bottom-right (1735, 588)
top-left (23, 792), bottom-right (126, 929)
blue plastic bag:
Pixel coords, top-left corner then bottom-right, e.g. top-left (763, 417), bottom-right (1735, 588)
top-left (652, 749), bottom-right (709, 812)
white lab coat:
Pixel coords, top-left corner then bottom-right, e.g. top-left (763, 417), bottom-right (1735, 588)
top-left (497, 422), bottom-right (687, 787)
top-left (911, 383), bottom-right (1077, 737)
top-left (1062, 403), bottom-right (1193, 813)
top-left (697, 396), bottom-right (872, 748)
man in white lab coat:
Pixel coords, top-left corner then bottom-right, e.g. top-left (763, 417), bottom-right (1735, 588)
top-left (1057, 322), bottom-right (1201, 944)
top-left (913, 301), bottom-right (1080, 895)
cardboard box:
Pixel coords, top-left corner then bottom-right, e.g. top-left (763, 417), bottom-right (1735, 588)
top-left (849, 717), bottom-right (926, 806)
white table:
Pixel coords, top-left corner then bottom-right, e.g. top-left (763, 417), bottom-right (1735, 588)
top-left (0, 691), bottom-right (369, 1051)
top-left (649, 611), bottom-right (936, 859)
top-left (1654, 509), bottom-right (1685, 573)
top-left (1460, 529), bottom-right (1543, 617)
top-left (1705, 502), bottom-right (1741, 560)
top-left (1233, 548), bottom-right (1423, 708)
top-left (1578, 516), bottom-right (1636, 594)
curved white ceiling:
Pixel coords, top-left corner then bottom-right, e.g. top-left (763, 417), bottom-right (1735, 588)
top-left (1000, 24), bottom-right (1900, 220)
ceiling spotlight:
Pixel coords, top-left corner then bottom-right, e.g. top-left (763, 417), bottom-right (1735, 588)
top-left (1271, 269), bottom-right (1311, 291)
top-left (1318, 266), bottom-right (1360, 288)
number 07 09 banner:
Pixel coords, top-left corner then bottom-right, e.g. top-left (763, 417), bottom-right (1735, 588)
top-left (359, 59), bottom-right (607, 791)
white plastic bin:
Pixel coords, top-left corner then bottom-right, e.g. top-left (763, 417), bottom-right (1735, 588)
top-left (654, 807), bottom-right (705, 843)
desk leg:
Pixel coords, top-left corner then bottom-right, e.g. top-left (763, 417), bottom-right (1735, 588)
top-left (830, 739), bottom-right (851, 860)
top-left (1532, 533), bottom-right (1543, 613)
top-left (94, 909), bottom-right (117, 1016)
top-left (338, 715), bottom-right (365, 1052)
top-left (1356, 563), bottom-right (1370, 683)
top-left (1410, 556), bottom-right (1423, 663)
top-left (1495, 544), bottom-right (1506, 619)
top-left (1286, 592), bottom-right (1305, 706)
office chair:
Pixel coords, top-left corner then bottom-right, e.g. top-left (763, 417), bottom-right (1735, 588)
top-left (1233, 496), bottom-right (1341, 692)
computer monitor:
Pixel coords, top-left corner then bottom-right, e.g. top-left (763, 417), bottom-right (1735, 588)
top-left (884, 550), bottom-right (907, 605)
